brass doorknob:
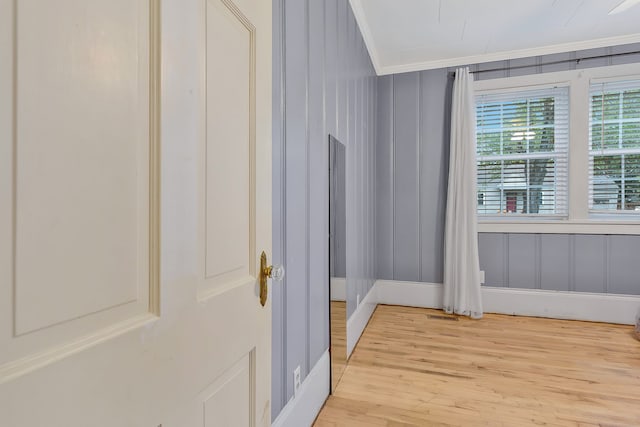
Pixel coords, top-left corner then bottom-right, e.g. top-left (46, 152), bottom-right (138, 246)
top-left (259, 251), bottom-right (284, 306)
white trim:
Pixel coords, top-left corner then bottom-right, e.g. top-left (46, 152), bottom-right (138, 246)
top-left (375, 34), bottom-right (640, 76)
top-left (348, 0), bottom-right (382, 75)
top-left (330, 277), bottom-right (346, 302)
top-left (346, 288), bottom-right (376, 357)
top-left (481, 286), bottom-right (640, 325)
top-left (374, 280), bottom-right (640, 325)
top-left (272, 351), bottom-right (330, 427)
top-left (478, 220), bottom-right (640, 234)
top-left (375, 280), bottom-right (443, 309)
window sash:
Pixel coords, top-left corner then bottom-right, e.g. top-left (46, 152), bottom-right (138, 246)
top-left (588, 79), bottom-right (640, 213)
top-left (476, 86), bottom-right (569, 217)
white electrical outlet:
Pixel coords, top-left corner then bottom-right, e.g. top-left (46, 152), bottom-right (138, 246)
top-left (480, 270), bottom-right (485, 284)
top-left (293, 366), bottom-right (301, 397)
top-left (357, 294), bottom-right (361, 307)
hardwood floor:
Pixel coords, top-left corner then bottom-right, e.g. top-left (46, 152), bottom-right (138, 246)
top-left (331, 301), bottom-right (347, 391)
top-left (314, 305), bottom-right (640, 426)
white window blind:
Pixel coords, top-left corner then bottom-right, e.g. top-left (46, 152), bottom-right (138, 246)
top-left (589, 79), bottom-right (640, 213)
top-left (476, 86), bottom-right (569, 217)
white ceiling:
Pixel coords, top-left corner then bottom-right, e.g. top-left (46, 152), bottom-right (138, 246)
top-left (350, 0), bottom-right (640, 75)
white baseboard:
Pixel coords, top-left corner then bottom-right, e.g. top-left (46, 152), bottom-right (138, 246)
top-left (346, 288), bottom-right (377, 357)
top-left (330, 277), bottom-right (346, 302)
top-left (272, 350), bottom-right (330, 427)
top-left (375, 280), bottom-right (443, 309)
top-left (374, 280), bottom-right (640, 325)
top-left (481, 286), bottom-right (640, 325)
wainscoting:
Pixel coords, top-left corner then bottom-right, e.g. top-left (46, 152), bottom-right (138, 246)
top-left (479, 233), bottom-right (640, 295)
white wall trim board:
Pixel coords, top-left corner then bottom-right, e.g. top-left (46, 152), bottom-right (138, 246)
top-left (374, 280), bottom-right (640, 325)
top-left (481, 286), bottom-right (640, 325)
top-left (346, 288), bottom-right (377, 357)
top-left (375, 280), bottom-right (444, 309)
top-left (330, 278), bottom-right (346, 302)
top-left (271, 350), bottom-right (330, 427)
top-left (348, 0), bottom-right (382, 75)
top-left (376, 34), bottom-right (640, 76)
top-left (345, 3), bottom-right (640, 77)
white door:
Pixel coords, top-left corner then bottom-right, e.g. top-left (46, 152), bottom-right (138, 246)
top-left (0, 0), bottom-right (272, 425)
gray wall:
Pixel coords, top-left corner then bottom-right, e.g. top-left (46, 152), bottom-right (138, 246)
top-left (479, 234), bottom-right (640, 294)
top-left (376, 70), bottom-right (452, 283)
top-left (376, 43), bottom-right (640, 292)
top-left (272, 0), bottom-right (377, 419)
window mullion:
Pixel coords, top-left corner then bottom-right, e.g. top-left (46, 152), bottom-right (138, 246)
top-left (569, 75), bottom-right (590, 220)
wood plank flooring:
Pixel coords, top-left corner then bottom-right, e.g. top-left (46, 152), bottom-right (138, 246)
top-left (331, 301), bottom-right (347, 391)
top-left (314, 305), bottom-right (640, 426)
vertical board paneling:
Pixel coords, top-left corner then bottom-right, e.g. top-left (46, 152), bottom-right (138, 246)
top-left (272, 0), bottom-right (377, 420)
top-left (392, 73), bottom-right (421, 282)
top-left (283, 0), bottom-right (307, 400)
top-left (478, 233), bottom-right (507, 287)
top-left (611, 44), bottom-right (640, 65)
top-left (502, 57), bottom-right (538, 78)
top-left (540, 235), bottom-right (570, 292)
top-left (382, 43), bottom-right (640, 297)
top-left (574, 235), bottom-right (606, 293)
top-left (307, 0), bottom-right (328, 372)
top-left (324, 0), bottom-right (337, 137)
top-left (419, 69), bottom-right (450, 283)
top-left (375, 76), bottom-right (394, 280)
top-left (507, 234), bottom-right (537, 289)
top-left (609, 235), bottom-right (640, 295)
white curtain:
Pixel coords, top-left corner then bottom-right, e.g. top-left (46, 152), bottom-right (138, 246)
top-left (443, 67), bottom-right (483, 319)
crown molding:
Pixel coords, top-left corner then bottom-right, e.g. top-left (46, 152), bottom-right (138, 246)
top-left (379, 33), bottom-right (640, 75)
top-left (347, 2), bottom-right (640, 77)
top-left (349, 0), bottom-right (382, 75)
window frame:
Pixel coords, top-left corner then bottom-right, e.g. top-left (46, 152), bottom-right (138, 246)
top-left (475, 85), bottom-right (570, 219)
top-left (588, 78), bottom-right (640, 214)
top-left (474, 63), bottom-right (640, 235)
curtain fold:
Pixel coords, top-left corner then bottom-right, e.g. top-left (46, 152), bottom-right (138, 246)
top-left (443, 67), bottom-right (483, 319)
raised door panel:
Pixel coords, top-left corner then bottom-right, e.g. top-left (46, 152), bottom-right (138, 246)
top-left (0, 0), bottom-right (158, 378)
top-left (200, 351), bottom-right (253, 427)
top-left (200, 0), bottom-right (256, 298)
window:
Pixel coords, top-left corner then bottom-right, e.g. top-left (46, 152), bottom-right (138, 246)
top-left (474, 64), bottom-right (640, 233)
top-left (476, 87), bottom-right (569, 217)
top-left (589, 79), bottom-right (640, 213)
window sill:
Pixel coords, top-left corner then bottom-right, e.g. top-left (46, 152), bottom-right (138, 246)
top-left (478, 219), bottom-right (640, 235)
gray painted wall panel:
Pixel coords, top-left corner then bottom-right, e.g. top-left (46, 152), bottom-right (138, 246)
top-left (419, 69), bottom-right (450, 283)
top-left (609, 235), bottom-right (640, 295)
top-left (325, 0), bottom-right (337, 137)
top-left (376, 76), bottom-right (394, 280)
top-left (283, 0), bottom-right (308, 405)
top-left (307, 0), bottom-right (328, 374)
top-left (572, 235), bottom-right (606, 293)
top-left (272, 0), bottom-right (376, 419)
top-left (507, 234), bottom-right (537, 289)
top-left (611, 44), bottom-right (640, 65)
top-left (392, 73), bottom-right (421, 282)
top-left (478, 233), bottom-right (507, 287)
top-left (540, 235), bottom-right (570, 292)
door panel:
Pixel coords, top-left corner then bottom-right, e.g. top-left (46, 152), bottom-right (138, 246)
top-left (14, 0), bottom-right (148, 336)
top-left (0, 0), bottom-right (156, 379)
top-left (201, 0), bottom-right (256, 298)
top-left (0, 0), bottom-right (271, 425)
top-left (200, 349), bottom-right (253, 427)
